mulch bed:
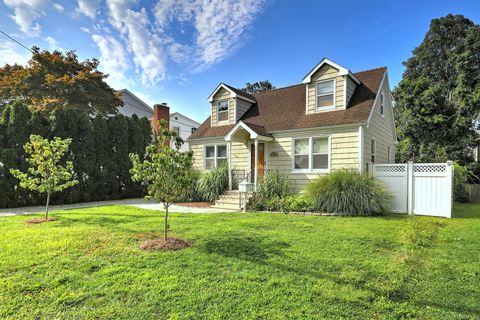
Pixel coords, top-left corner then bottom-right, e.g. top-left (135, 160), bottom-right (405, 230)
top-left (174, 202), bottom-right (211, 208)
top-left (25, 217), bottom-right (59, 225)
top-left (139, 238), bottom-right (191, 252)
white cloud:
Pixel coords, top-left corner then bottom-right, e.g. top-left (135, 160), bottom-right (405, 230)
top-left (3, 0), bottom-right (48, 37)
top-left (106, 0), bottom-right (167, 84)
top-left (0, 41), bottom-right (30, 66)
top-left (44, 36), bottom-right (57, 45)
top-left (80, 27), bottom-right (90, 33)
top-left (153, 0), bottom-right (267, 67)
top-left (53, 3), bottom-right (64, 13)
top-left (92, 33), bottom-right (131, 89)
top-left (76, 0), bottom-right (101, 19)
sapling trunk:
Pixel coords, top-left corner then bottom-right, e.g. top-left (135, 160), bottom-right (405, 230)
top-left (164, 203), bottom-right (169, 240)
top-left (45, 191), bottom-right (51, 219)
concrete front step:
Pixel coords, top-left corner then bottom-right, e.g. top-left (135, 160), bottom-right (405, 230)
top-left (214, 190), bottom-right (253, 210)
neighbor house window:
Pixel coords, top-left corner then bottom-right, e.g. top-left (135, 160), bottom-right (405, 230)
top-left (293, 137), bottom-right (330, 172)
top-left (173, 126), bottom-right (180, 135)
top-left (217, 100), bottom-right (229, 122)
top-left (205, 144), bottom-right (227, 170)
top-left (316, 79), bottom-right (335, 110)
top-left (380, 93), bottom-right (385, 116)
top-left (191, 127), bottom-right (197, 134)
top-left (371, 139), bottom-right (376, 163)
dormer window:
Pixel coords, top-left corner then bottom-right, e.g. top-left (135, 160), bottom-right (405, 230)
top-left (217, 100), bottom-right (229, 122)
top-left (316, 79), bottom-right (335, 111)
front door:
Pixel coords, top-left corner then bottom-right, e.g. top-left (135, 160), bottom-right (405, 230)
top-left (250, 143), bottom-right (265, 182)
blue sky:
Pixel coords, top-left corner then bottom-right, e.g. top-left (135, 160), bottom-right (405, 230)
top-left (1, 1), bottom-right (479, 123)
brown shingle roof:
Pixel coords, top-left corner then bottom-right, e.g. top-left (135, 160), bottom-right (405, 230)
top-left (189, 67), bottom-right (386, 140)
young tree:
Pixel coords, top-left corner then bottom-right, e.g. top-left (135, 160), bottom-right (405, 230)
top-left (10, 135), bottom-right (79, 219)
top-left (130, 120), bottom-right (194, 240)
top-left (241, 80), bottom-right (275, 94)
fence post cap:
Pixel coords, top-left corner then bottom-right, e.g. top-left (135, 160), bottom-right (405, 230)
top-left (407, 161), bottom-right (413, 164)
top-left (446, 160), bottom-right (454, 165)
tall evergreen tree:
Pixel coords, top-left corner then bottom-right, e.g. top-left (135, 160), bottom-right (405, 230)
top-left (108, 114), bottom-right (129, 198)
top-left (92, 116), bottom-right (111, 200)
top-left (0, 102), bottom-right (32, 207)
top-left (394, 14), bottom-right (480, 164)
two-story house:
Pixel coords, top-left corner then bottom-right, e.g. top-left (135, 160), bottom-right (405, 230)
top-left (188, 58), bottom-right (397, 195)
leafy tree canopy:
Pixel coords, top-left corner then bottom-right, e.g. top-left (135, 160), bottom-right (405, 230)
top-left (393, 14), bottom-right (480, 164)
top-left (0, 47), bottom-right (122, 115)
top-left (241, 80), bottom-right (275, 94)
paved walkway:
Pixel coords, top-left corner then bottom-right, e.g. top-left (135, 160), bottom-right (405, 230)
top-left (0, 198), bottom-right (237, 217)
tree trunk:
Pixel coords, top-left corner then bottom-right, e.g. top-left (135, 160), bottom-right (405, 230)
top-left (164, 204), bottom-right (169, 240)
top-left (45, 191), bottom-right (51, 220)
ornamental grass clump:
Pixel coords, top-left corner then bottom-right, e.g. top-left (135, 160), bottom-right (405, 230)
top-left (196, 164), bottom-right (229, 203)
top-left (251, 170), bottom-right (291, 211)
top-left (306, 170), bottom-right (393, 216)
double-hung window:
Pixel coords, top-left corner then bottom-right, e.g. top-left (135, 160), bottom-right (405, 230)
top-left (217, 100), bottom-right (229, 122)
top-left (316, 79), bottom-right (335, 110)
top-left (205, 145), bottom-right (227, 170)
top-left (293, 137), bottom-right (330, 172)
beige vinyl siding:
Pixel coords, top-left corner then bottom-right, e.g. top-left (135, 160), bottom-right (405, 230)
top-left (346, 76), bottom-right (356, 107)
top-left (211, 88), bottom-right (235, 126)
top-left (307, 64), bottom-right (345, 113)
top-left (236, 98), bottom-right (252, 122)
top-left (363, 77), bottom-right (396, 169)
top-left (268, 126), bottom-right (359, 192)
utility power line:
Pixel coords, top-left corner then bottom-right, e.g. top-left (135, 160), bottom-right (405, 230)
top-left (0, 29), bottom-right (33, 53)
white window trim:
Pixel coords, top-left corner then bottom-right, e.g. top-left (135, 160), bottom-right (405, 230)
top-left (380, 92), bottom-right (385, 118)
top-left (370, 138), bottom-right (376, 164)
top-left (216, 99), bottom-right (229, 124)
top-left (204, 144), bottom-right (227, 170)
top-left (315, 78), bottom-right (336, 112)
top-left (291, 136), bottom-right (331, 173)
top-left (387, 145), bottom-right (392, 163)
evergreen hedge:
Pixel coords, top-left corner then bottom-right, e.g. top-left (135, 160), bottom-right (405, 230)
top-left (0, 101), bottom-right (152, 208)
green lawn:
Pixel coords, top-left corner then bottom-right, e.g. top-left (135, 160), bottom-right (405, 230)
top-left (0, 204), bottom-right (479, 319)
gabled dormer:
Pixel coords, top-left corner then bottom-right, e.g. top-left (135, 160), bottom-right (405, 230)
top-left (208, 83), bottom-right (256, 127)
top-left (303, 58), bottom-right (361, 114)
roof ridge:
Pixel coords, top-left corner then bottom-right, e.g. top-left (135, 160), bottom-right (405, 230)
top-left (353, 66), bottom-right (387, 75)
top-left (252, 83), bottom-right (305, 96)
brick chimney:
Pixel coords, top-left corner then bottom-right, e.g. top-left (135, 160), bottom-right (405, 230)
top-left (153, 102), bottom-right (170, 133)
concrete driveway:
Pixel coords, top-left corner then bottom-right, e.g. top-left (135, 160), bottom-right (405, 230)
top-left (0, 198), bottom-right (237, 217)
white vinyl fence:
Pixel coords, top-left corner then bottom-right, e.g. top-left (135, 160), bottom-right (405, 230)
top-left (370, 161), bottom-right (453, 218)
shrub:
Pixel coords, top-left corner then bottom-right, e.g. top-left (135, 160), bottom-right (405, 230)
top-left (282, 194), bottom-right (314, 212)
top-left (453, 162), bottom-right (476, 202)
top-left (251, 171), bottom-right (291, 211)
top-left (196, 164), bottom-right (229, 203)
top-left (255, 170), bottom-right (291, 199)
top-left (305, 170), bottom-right (393, 216)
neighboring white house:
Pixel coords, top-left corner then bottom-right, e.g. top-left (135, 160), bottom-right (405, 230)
top-left (170, 112), bottom-right (201, 152)
top-left (117, 89), bottom-right (154, 119)
top-left (118, 89), bottom-right (200, 152)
